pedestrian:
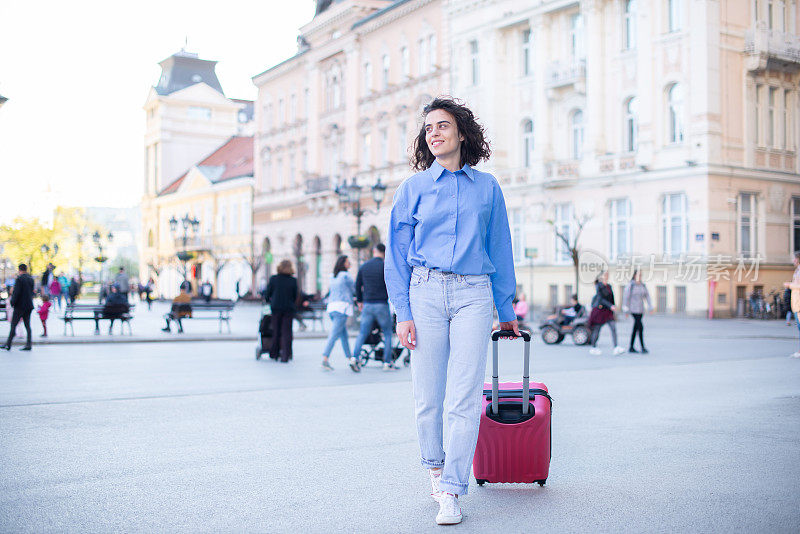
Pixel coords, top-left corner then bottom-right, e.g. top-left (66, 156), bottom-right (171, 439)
top-left (162, 285), bottom-right (192, 333)
top-left (58, 273), bottom-right (69, 306)
top-left (622, 269), bottom-right (652, 354)
top-left (235, 279), bottom-right (241, 301)
top-left (41, 263), bottom-right (54, 297)
top-left (48, 276), bottom-right (62, 310)
top-left (263, 260), bottom-right (298, 363)
top-left (2, 263), bottom-right (35, 351)
top-left (385, 97), bottom-right (518, 525)
top-left (104, 285), bottom-right (128, 334)
top-left (144, 278), bottom-right (154, 310)
top-left (320, 255), bottom-right (358, 372)
top-left (200, 280), bottom-right (213, 303)
top-left (784, 286), bottom-right (793, 325)
top-left (37, 294), bottom-right (51, 337)
top-left (513, 292), bottom-right (529, 323)
top-left (352, 243), bottom-right (396, 371)
top-left (114, 267), bottom-right (130, 301)
top-left (783, 251), bottom-right (800, 357)
top-left (587, 271), bottom-right (624, 355)
top-left (68, 276), bottom-right (81, 304)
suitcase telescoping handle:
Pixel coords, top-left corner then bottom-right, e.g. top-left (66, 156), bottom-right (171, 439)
top-left (490, 330), bottom-right (532, 416)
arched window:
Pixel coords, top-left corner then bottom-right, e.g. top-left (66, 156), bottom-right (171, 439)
top-left (522, 119), bottom-right (534, 168)
top-left (624, 96), bottom-right (639, 152)
top-left (624, 0), bottom-right (637, 50)
top-left (571, 109), bottom-right (584, 160)
top-left (667, 83), bottom-right (684, 143)
top-left (147, 229), bottom-right (154, 248)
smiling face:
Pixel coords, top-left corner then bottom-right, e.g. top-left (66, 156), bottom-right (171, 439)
top-left (424, 109), bottom-right (464, 165)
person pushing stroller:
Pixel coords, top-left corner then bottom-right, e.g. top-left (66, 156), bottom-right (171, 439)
top-left (351, 243), bottom-right (397, 371)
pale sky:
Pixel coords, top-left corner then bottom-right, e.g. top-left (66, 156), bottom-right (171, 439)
top-left (0, 0), bottom-right (316, 224)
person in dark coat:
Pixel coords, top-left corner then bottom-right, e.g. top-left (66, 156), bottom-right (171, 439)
top-left (263, 259), bottom-right (298, 362)
top-left (103, 285), bottom-right (129, 334)
top-left (587, 271), bottom-right (624, 356)
top-left (2, 264), bottom-right (35, 351)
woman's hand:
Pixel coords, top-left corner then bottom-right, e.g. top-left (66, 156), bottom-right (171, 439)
top-left (498, 319), bottom-right (521, 339)
top-left (397, 320), bottom-right (416, 350)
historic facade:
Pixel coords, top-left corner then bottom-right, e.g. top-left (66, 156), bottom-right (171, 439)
top-left (252, 0), bottom-right (447, 294)
top-left (252, 0), bottom-right (800, 316)
top-left (140, 51), bottom-right (256, 298)
top-left (446, 0), bottom-right (800, 316)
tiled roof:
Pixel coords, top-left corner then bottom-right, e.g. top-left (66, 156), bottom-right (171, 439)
top-left (158, 136), bottom-right (253, 196)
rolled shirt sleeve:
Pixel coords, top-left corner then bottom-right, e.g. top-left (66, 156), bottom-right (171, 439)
top-left (486, 181), bottom-right (517, 323)
top-left (385, 181), bottom-right (415, 322)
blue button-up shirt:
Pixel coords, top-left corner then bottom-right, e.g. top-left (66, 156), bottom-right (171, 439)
top-left (385, 161), bottom-right (516, 323)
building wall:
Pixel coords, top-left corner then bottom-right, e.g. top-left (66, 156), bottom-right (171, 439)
top-left (143, 175), bottom-right (254, 299)
top-left (447, 0), bottom-right (800, 317)
top-left (253, 0), bottom-right (448, 295)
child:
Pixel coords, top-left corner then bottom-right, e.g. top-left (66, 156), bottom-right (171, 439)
top-left (37, 294), bottom-right (51, 337)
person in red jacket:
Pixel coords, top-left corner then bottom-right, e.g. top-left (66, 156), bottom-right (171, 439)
top-left (37, 294), bottom-right (51, 337)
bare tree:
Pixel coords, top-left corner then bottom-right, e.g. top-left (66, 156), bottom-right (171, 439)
top-left (547, 213), bottom-right (593, 301)
top-left (205, 251), bottom-right (229, 297)
top-left (240, 247), bottom-right (264, 298)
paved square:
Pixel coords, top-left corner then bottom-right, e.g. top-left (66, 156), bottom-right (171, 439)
top-left (1, 311), bottom-right (799, 532)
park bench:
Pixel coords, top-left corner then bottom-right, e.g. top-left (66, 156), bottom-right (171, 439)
top-left (164, 299), bottom-right (235, 333)
top-left (296, 300), bottom-right (325, 331)
top-left (61, 302), bottom-right (134, 335)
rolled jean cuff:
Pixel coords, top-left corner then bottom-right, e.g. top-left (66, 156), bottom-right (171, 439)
top-left (438, 478), bottom-right (469, 496)
top-left (420, 457), bottom-right (444, 469)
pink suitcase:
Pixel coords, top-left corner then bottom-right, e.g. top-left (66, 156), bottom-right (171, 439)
top-left (473, 330), bottom-right (552, 486)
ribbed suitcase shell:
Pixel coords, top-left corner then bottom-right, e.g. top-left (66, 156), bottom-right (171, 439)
top-left (473, 380), bottom-right (551, 484)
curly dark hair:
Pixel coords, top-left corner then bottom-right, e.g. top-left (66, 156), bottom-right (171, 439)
top-left (410, 96), bottom-right (491, 171)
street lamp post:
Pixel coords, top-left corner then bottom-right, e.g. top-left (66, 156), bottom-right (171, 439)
top-left (169, 214), bottom-right (200, 282)
top-left (92, 231), bottom-right (113, 287)
top-left (334, 176), bottom-right (387, 266)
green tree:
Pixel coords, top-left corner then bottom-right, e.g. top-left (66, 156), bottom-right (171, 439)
top-left (0, 218), bottom-right (59, 274)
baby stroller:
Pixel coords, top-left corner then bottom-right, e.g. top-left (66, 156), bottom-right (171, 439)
top-left (358, 315), bottom-right (411, 368)
top-left (255, 303), bottom-right (273, 360)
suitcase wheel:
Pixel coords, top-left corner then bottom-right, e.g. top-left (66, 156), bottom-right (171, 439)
top-left (476, 479), bottom-right (487, 486)
top-left (536, 480), bottom-right (546, 487)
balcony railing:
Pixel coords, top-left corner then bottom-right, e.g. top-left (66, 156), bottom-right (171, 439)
top-left (545, 59), bottom-right (586, 88)
top-left (745, 28), bottom-right (800, 64)
top-left (305, 176), bottom-right (332, 194)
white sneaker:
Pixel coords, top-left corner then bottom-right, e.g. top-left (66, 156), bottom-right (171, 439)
top-left (791, 351), bottom-right (800, 358)
top-left (613, 346), bottom-right (626, 355)
top-left (435, 493), bottom-right (462, 525)
top-left (429, 468), bottom-right (442, 502)
top-left (589, 347), bottom-right (601, 355)
top-left (382, 362), bottom-right (398, 371)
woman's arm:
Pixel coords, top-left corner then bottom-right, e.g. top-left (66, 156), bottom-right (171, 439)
top-left (486, 181), bottom-right (517, 325)
top-left (385, 182), bottom-right (416, 323)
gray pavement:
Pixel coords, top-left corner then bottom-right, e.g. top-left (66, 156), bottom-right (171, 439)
top-left (1, 316), bottom-right (799, 532)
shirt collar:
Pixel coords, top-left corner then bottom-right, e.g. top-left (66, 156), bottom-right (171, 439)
top-left (428, 160), bottom-right (476, 181)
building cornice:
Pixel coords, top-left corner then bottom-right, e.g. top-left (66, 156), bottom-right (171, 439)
top-left (352, 0), bottom-right (434, 33)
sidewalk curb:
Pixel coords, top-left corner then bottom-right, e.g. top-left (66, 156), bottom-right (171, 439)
top-left (6, 331), bottom-right (330, 346)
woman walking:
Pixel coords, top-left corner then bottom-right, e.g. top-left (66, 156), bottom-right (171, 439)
top-left (783, 251), bottom-right (800, 358)
top-left (264, 259), bottom-right (298, 363)
top-left (588, 272), bottom-right (624, 355)
top-left (623, 270), bottom-right (652, 353)
top-left (386, 97), bottom-right (518, 525)
top-left (321, 255), bottom-right (359, 372)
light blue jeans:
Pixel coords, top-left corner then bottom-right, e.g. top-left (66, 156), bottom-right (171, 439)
top-left (409, 266), bottom-right (493, 496)
top-left (352, 302), bottom-right (394, 362)
top-left (322, 311), bottom-right (352, 360)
